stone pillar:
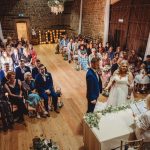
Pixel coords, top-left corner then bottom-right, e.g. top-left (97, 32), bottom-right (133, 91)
top-left (144, 33), bottom-right (150, 60)
top-left (0, 22), bottom-right (4, 41)
top-left (78, 0), bottom-right (83, 35)
top-left (103, 0), bottom-right (110, 45)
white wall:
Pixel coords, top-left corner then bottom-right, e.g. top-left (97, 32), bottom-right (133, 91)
top-left (0, 22), bottom-right (4, 41)
top-left (144, 33), bottom-right (150, 60)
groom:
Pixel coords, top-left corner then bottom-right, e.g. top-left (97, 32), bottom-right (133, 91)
top-left (86, 57), bottom-right (102, 113)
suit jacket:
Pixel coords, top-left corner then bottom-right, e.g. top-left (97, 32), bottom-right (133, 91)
top-left (35, 72), bottom-right (54, 94)
top-left (11, 53), bottom-right (21, 65)
top-left (15, 66), bottom-right (31, 81)
top-left (32, 67), bottom-right (39, 79)
top-left (86, 68), bottom-right (102, 101)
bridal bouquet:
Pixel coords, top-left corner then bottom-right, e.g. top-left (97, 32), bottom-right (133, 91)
top-left (30, 135), bottom-right (59, 150)
top-left (102, 65), bottom-right (111, 73)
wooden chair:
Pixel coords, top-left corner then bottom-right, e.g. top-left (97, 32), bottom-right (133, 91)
top-left (111, 139), bottom-right (144, 150)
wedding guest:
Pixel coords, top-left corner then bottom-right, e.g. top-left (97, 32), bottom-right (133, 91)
top-left (15, 59), bottom-right (31, 81)
top-left (67, 38), bottom-right (75, 63)
top-left (28, 44), bottom-right (37, 65)
top-left (1, 63), bottom-right (11, 85)
top-left (0, 51), bottom-right (13, 70)
top-left (107, 46), bottom-right (115, 60)
top-left (16, 42), bottom-right (24, 57)
top-left (135, 94), bottom-right (150, 141)
top-left (111, 53), bottom-right (120, 75)
top-left (104, 42), bottom-right (110, 52)
top-left (11, 48), bottom-right (21, 69)
top-left (0, 66), bottom-right (5, 82)
top-left (105, 60), bottom-right (134, 106)
top-left (128, 50), bottom-right (139, 66)
top-left (6, 45), bottom-right (13, 56)
top-left (134, 63), bottom-right (150, 93)
top-left (35, 64), bottom-right (60, 115)
top-left (60, 35), bottom-right (69, 56)
top-left (101, 53), bottom-right (110, 68)
top-left (78, 44), bottom-right (89, 70)
top-left (143, 55), bottom-right (150, 76)
top-left (22, 72), bottom-right (48, 118)
top-left (89, 48), bottom-right (102, 66)
top-left (86, 57), bottom-right (102, 113)
top-left (4, 71), bottom-right (28, 123)
top-left (32, 59), bottom-right (41, 79)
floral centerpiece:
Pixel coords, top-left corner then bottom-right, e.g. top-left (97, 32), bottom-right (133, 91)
top-left (84, 103), bottom-right (131, 129)
top-left (30, 135), bottom-right (59, 150)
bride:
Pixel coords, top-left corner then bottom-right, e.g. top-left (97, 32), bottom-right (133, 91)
top-left (105, 60), bottom-right (134, 107)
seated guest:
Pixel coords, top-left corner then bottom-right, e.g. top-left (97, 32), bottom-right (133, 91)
top-left (28, 44), bottom-right (37, 65)
top-left (111, 53), bottom-right (119, 75)
top-left (67, 38), bottom-right (75, 63)
top-left (1, 63), bottom-right (11, 85)
top-left (143, 55), bottom-right (150, 76)
top-left (22, 72), bottom-right (48, 118)
top-left (78, 44), bottom-right (89, 70)
top-left (4, 71), bottom-right (28, 123)
top-left (11, 48), bottom-right (21, 69)
top-left (32, 59), bottom-right (41, 79)
top-left (104, 42), bottom-right (110, 52)
top-left (134, 63), bottom-right (150, 93)
top-left (15, 59), bottom-right (31, 81)
top-left (35, 64), bottom-right (60, 115)
top-left (0, 51), bottom-right (13, 70)
top-left (107, 46), bottom-right (115, 60)
top-left (134, 94), bottom-right (150, 141)
top-left (60, 35), bottom-right (69, 56)
top-left (0, 66), bottom-right (5, 82)
top-left (89, 48), bottom-right (102, 66)
top-left (128, 50), bottom-right (139, 73)
top-left (16, 42), bottom-right (24, 57)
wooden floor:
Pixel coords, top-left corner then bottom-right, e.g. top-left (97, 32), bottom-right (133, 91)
top-left (0, 44), bottom-right (87, 150)
top-left (0, 44), bottom-right (148, 150)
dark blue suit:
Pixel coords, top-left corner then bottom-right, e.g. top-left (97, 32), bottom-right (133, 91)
top-left (86, 68), bottom-right (102, 113)
top-left (35, 72), bottom-right (58, 111)
top-left (15, 66), bottom-right (31, 81)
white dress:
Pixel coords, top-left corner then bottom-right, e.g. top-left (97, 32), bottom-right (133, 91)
top-left (107, 74), bottom-right (133, 107)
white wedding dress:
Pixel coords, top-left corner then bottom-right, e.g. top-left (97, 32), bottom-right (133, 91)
top-left (107, 74), bottom-right (133, 107)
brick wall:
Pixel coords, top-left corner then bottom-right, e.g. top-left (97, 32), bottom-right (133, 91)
top-left (69, 0), bottom-right (106, 40)
top-left (0, 0), bottom-right (71, 40)
top-left (0, 0), bottom-right (106, 41)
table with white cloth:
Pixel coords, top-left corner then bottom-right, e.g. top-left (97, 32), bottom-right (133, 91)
top-left (83, 109), bottom-right (136, 150)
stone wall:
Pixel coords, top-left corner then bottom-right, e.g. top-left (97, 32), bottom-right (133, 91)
top-left (0, 0), bottom-right (71, 40)
top-left (0, 0), bottom-right (106, 41)
top-left (69, 0), bottom-right (106, 40)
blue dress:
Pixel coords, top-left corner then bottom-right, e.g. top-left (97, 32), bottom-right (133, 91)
top-left (22, 80), bottom-right (41, 107)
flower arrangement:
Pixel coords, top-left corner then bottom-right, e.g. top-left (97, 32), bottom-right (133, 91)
top-left (84, 103), bottom-right (130, 129)
top-left (102, 65), bottom-right (111, 73)
top-left (30, 135), bottom-right (59, 150)
top-left (84, 113), bottom-right (102, 129)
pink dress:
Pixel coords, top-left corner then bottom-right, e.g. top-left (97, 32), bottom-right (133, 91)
top-left (30, 49), bottom-right (37, 65)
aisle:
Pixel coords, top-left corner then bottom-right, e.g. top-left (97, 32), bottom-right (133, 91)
top-left (0, 44), bottom-right (87, 150)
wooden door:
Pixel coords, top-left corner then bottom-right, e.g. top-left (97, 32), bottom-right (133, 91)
top-left (16, 22), bottom-right (28, 41)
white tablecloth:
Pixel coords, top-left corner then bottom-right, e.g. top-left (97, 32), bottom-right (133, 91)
top-left (83, 108), bottom-right (135, 150)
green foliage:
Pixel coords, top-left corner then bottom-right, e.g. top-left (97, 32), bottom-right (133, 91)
top-left (84, 104), bottom-right (130, 129)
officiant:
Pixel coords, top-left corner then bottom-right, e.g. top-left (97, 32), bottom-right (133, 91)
top-left (134, 94), bottom-right (150, 141)
top-left (86, 57), bottom-right (102, 113)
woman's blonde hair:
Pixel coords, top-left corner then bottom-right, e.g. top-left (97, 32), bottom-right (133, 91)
top-left (118, 60), bottom-right (129, 74)
top-left (24, 72), bottom-right (32, 80)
